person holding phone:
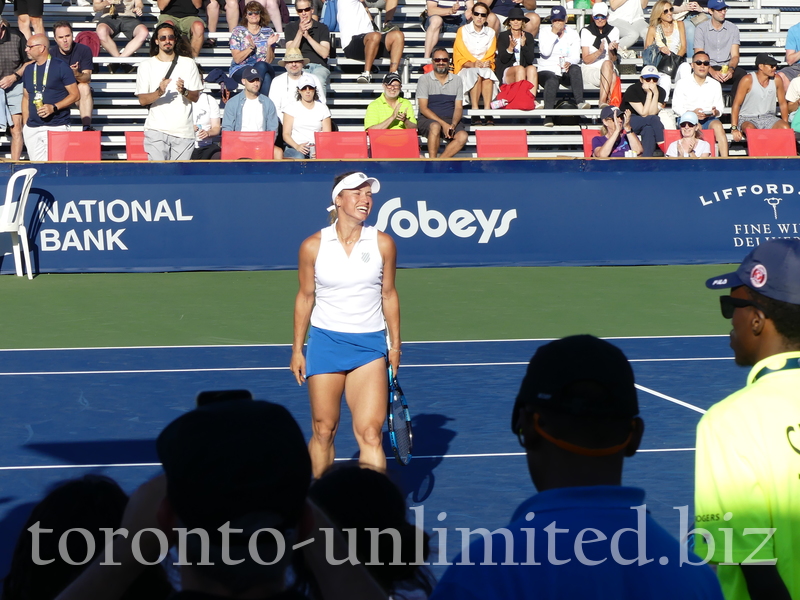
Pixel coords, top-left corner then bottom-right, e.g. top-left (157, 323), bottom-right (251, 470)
top-left (291, 171), bottom-right (401, 478)
top-left (592, 104), bottom-right (643, 157)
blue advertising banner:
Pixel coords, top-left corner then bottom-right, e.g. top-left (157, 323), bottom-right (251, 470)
top-left (1, 159), bottom-right (799, 274)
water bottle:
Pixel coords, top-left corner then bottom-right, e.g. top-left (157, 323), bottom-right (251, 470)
top-left (490, 99), bottom-right (508, 109)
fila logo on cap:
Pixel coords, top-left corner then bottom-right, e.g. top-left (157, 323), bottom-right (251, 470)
top-left (750, 264), bottom-right (768, 288)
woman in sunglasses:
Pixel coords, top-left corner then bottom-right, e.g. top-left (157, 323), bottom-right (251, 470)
top-left (592, 105), bottom-right (643, 157)
top-left (494, 7), bottom-right (538, 91)
top-left (283, 73), bottom-right (331, 158)
top-left (666, 111), bottom-right (711, 156)
top-left (228, 1), bottom-right (280, 95)
top-left (644, 0), bottom-right (686, 98)
top-left (453, 1), bottom-right (499, 125)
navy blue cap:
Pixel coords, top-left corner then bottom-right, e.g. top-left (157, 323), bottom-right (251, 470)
top-left (550, 5), bottom-right (567, 21)
top-left (706, 239), bottom-right (800, 304)
top-left (240, 66), bottom-right (261, 81)
top-left (707, 0), bottom-right (728, 10)
top-left (600, 105), bottom-right (621, 120)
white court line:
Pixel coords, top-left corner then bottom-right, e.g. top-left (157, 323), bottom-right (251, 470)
top-left (0, 357), bottom-right (734, 377)
top-left (0, 334), bottom-right (728, 353)
top-left (0, 448), bottom-right (696, 471)
top-left (636, 384), bottom-right (706, 414)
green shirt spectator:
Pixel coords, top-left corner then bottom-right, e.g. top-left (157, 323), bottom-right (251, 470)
top-left (364, 72), bottom-right (417, 130)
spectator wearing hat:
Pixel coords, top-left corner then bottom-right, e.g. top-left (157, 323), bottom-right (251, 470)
top-left (453, 1), bottom-right (499, 125)
top-left (228, 1), bottom-right (280, 96)
top-left (337, 0), bottom-right (405, 84)
top-left (484, 0), bottom-right (540, 39)
top-left (283, 73), bottom-right (330, 158)
top-left (730, 52), bottom-right (789, 144)
top-left (693, 0), bottom-right (745, 97)
top-left (364, 72), bottom-right (417, 130)
top-left (423, 0), bottom-right (472, 62)
top-left (221, 65), bottom-right (282, 158)
top-left (135, 22), bottom-right (202, 160)
top-left (671, 50), bottom-right (728, 156)
top-left (494, 7), bottom-right (537, 91)
top-left (666, 111), bottom-right (711, 156)
top-left (580, 3), bottom-right (620, 108)
top-left (592, 104), bottom-right (642, 157)
top-left (538, 6), bottom-right (588, 127)
top-left (431, 335), bottom-right (725, 600)
top-left (620, 64), bottom-right (665, 156)
top-left (285, 0), bottom-right (331, 91)
top-left (269, 47), bottom-right (325, 123)
top-left (156, 0), bottom-right (206, 57)
top-left (607, 0), bottom-right (648, 59)
top-left (415, 48), bottom-right (468, 158)
top-left (697, 239), bottom-right (800, 600)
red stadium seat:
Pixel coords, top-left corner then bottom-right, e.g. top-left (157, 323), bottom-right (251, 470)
top-left (581, 128), bottom-right (602, 158)
top-left (745, 129), bottom-right (797, 157)
top-left (367, 128), bottom-right (420, 159)
top-left (221, 131), bottom-right (276, 160)
top-left (47, 130), bottom-right (101, 161)
top-left (125, 131), bottom-right (148, 160)
top-left (475, 129), bottom-right (528, 158)
top-left (663, 129), bottom-right (717, 157)
top-left (315, 131), bottom-right (369, 159)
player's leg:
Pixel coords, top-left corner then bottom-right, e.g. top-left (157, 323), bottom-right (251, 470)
top-left (344, 358), bottom-right (388, 472)
top-left (308, 372), bottom-right (346, 478)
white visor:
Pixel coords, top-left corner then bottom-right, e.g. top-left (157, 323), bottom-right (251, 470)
top-left (329, 172), bottom-right (380, 211)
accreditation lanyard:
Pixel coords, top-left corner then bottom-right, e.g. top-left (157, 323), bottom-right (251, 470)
top-left (33, 58), bottom-right (51, 96)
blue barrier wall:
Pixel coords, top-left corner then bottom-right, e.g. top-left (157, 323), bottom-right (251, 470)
top-left (2, 159), bottom-right (799, 273)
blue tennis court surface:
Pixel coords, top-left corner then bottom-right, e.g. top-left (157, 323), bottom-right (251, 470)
top-left (0, 335), bottom-right (744, 578)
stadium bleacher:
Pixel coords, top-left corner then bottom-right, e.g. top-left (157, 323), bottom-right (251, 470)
top-left (1, 0), bottom-right (795, 158)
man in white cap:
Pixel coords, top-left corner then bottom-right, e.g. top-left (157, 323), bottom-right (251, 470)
top-left (580, 2), bottom-right (619, 107)
top-left (268, 46), bottom-right (325, 123)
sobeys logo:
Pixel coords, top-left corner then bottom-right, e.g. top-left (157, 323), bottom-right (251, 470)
top-left (375, 198), bottom-right (517, 244)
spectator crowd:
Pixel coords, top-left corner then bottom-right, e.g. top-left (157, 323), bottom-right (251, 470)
top-left (0, 0), bottom-right (796, 159)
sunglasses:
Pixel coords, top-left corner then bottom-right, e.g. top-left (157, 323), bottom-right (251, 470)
top-left (158, 34), bottom-right (176, 41)
top-left (592, 14), bottom-right (607, 20)
top-left (245, 77), bottom-right (262, 82)
top-left (300, 85), bottom-right (315, 90)
top-left (473, 11), bottom-right (488, 17)
top-left (719, 295), bottom-right (767, 319)
top-left (384, 82), bottom-right (401, 88)
top-left (662, 6), bottom-right (673, 12)
top-left (432, 57), bottom-right (449, 63)
top-left (297, 6), bottom-right (312, 11)
top-left (762, 63), bottom-right (777, 68)
top-left (679, 121), bottom-right (696, 128)
top-left (25, 43), bottom-right (43, 49)
top-left (642, 76), bottom-right (659, 82)
top-left (694, 60), bottom-right (710, 66)
top-left (246, 10), bottom-right (261, 14)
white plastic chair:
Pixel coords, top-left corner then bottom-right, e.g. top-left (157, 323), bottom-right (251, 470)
top-left (0, 168), bottom-right (38, 280)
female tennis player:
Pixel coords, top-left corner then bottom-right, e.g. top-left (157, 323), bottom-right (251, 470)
top-left (290, 171), bottom-right (401, 477)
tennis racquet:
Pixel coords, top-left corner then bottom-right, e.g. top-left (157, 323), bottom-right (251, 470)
top-left (387, 365), bottom-right (413, 466)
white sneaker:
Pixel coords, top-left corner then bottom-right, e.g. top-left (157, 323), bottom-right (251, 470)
top-left (356, 71), bottom-right (372, 83)
top-left (618, 46), bottom-right (636, 60)
top-left (577, 102), bottom-right (591, 110)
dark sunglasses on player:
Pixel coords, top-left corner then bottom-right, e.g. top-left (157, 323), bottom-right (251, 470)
top-left (719, 295), bottom-right (768, 319)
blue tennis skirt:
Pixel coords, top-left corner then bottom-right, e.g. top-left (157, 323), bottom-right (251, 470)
top-left (306, 326), bottom-right (387, 377)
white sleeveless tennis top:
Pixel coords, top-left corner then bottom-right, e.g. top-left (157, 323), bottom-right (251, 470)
top-left (310, 224), bottom-right (385, 333)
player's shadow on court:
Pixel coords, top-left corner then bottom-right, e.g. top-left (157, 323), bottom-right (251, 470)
top-left (23, 440), bottom-right (158, 464)
top-left (383, 413), bottom-right (457, 503)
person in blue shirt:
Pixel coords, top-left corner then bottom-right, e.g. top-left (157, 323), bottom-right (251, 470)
top-left (431, 335), bottom-right (724, 600)
top-left (21, 33), bottom-right (79, 161)
top-left (50, 21), bottom-right (94, 131)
